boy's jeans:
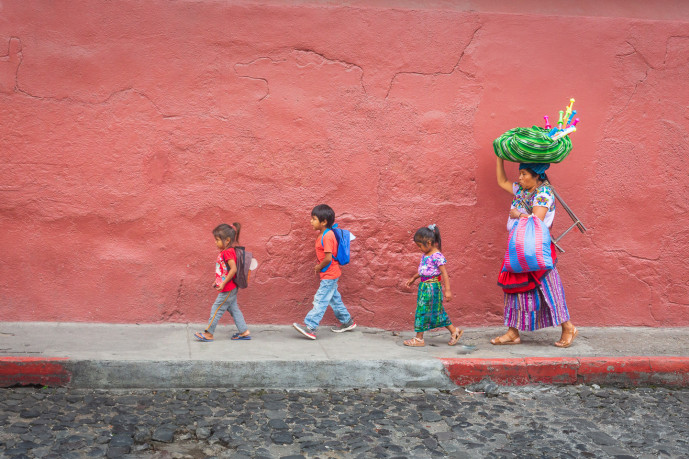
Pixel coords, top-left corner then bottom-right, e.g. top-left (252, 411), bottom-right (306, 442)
top-left (206, 288), bottom-right (248, 334)
top-left (304, 278), bottom-right (352, 331)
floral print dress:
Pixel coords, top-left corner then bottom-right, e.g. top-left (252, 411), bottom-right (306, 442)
top-left (414, 252), bottom-right (452, 332)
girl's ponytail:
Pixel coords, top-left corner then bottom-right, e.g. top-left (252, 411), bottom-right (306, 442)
top-left (432, 225), bottom-right (441, 251)
top-left (232, 222), bottom-right (241, 244)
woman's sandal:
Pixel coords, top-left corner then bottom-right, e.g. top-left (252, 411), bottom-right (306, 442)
top-left (490, 332), bottom-right (521, 345)
top-left (403, 337), bottom-right (425, 347)
top-left (448, 329), bottom-right (464, 346)
top-left (554, 327), bottom-right (578, 348)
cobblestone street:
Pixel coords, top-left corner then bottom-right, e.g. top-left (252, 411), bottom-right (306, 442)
top-left (1, 385), bottom-right (688, 458)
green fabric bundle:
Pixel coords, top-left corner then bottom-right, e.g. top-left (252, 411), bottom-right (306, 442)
top-left (493, 126), bottom-right (572, 163)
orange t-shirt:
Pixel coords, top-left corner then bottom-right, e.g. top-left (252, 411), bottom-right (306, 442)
top-left (316, 230), bottom-right (341, 280)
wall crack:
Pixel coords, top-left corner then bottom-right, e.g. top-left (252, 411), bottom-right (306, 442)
top-left (234, 57), bottom-right (283, 102)
top-left (385, 24), bottom-right (482, 99)
top-left (293, 48), bottom-right (367, 95)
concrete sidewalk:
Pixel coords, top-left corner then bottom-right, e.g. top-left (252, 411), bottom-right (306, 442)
top-left (1, 322), bottom-right (688, 389)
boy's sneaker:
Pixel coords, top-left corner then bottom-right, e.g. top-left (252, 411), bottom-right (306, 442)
top-left (293, 323), bottom-right (316, 340)
top-left (331, 320), bottom-right (357, 333)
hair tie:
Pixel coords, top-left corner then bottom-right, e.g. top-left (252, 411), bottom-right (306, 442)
top-left (427, 224), bottom-right (436, 230)
top-left (229, 224), bottom-right (236, 231)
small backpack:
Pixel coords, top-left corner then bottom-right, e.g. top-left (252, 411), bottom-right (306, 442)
top-left (224, 246), bottom-right (253, 289)
top-left (320, 223), bottom-right (352, 272)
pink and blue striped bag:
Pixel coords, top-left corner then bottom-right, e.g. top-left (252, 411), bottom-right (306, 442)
top-left (502, 216), bottom-right (554, 273)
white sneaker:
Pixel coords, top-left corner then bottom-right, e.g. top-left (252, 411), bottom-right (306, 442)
top-left (293, 323), bottom-right (316, 340)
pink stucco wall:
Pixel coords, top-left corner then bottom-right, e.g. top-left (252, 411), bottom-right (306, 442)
top-left (2, 1), bottom-right (688, 327)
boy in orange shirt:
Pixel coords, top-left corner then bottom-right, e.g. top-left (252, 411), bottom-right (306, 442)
top-left (293, 204), bottom-right (356, 340)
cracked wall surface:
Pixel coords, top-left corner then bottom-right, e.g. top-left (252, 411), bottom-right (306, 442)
top-left (1, 1), bottom-right (688, 327)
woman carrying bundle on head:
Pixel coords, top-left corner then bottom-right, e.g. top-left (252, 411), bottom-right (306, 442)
top-left (493, 158), bottom-right (578, 347)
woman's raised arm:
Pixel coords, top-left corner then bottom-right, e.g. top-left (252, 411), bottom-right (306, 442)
top-left (496, 157), bottom-right (514, 194)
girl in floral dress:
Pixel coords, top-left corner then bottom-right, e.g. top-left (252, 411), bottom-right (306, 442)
top-left (403, 225), bottom-right (463, 347)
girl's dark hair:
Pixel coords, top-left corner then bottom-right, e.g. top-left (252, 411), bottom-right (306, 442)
top-left (414, 225), bottom-right (441, 251)
top-left (213, 222), bottom-right (241, 245)
top-left (311, 204), bottom-right (335, 228)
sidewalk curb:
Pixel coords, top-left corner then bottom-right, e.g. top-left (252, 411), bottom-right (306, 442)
top-left (62, 359), bottom-right (454, 389)
top-left (1, 358), bottom-right (453, 389)
top-left (3, 356), bottom-right (689, 389)
top-left (440, 356), bottom-right (689, 387)
top-left (0, 357), bottom-right (71, 387)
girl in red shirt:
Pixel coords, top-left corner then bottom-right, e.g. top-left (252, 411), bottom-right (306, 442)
top-left (194, 223), bottom-right (251, 342)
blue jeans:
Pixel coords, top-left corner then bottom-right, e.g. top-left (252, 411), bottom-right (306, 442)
top-left (304, 278), bottom-right (352, 331)
top-left (206, 288), bottom-right (248, 334)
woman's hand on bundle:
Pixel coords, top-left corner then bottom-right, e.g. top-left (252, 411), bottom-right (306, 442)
top-left (509, 208), bottom-right (525, 219)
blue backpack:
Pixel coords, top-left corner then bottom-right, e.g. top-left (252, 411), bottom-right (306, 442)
top-left (320, 223), bottom-right (351, 272)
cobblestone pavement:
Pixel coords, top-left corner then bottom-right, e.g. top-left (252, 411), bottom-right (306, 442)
top-left (1, 384), bottom-right (688, 458)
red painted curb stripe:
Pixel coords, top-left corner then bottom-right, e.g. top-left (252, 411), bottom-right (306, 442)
top-left (524, 357), bottom-right (579, 385)
top-left (440, 357), bottom-right (689, 387)
top-left (0, 356), bottom-right (69, 362)
top-left (0, 357), bottom-right (71, 387)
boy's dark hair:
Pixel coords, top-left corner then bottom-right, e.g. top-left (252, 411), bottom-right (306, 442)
top-left (414, 225), bottom-right (442, 251)
top-left (213, 222), bottom-right (241, 244)
top-left (311, 204), bottom-right (335, 228)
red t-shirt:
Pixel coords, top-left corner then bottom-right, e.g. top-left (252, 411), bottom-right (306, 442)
top-left (215, 248), bottom-right (237, 292)
top-left (316, 230), bottom-right (341, 280)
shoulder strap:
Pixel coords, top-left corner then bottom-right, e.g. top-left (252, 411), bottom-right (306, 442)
top-left (320, 223), bottom-right (339, 245)
top-left (516, 180), bottom-right (552, 213)
top-left (320, 225), bottom-right (338, 272)
top-left (223, 250), bottom-right (230, 271)
top-left (222, 247), bottom-right (237, 271)
top-left (320, 228), bottom-right (332, 246)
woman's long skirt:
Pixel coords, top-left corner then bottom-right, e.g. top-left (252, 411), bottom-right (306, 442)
top-left (415, 280), bottom-right (452, 332)
top-left (503, 267), bottom-right (570, 331)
